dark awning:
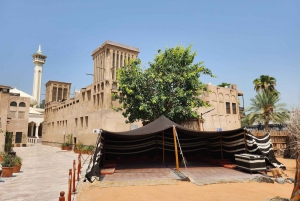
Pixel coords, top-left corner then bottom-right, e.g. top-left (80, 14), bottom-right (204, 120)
top-left (102, 115), bottom-right (245, 139)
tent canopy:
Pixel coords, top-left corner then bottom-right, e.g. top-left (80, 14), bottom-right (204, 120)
top-left (85, 115), bottom-right (285, 183)
top-left (102, 115), bottom-right (245, 138)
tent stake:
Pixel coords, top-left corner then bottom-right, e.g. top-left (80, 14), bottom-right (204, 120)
top-left (162, 131), bottom-right (165, 164)
top-left (172, 126), bottom-right (180, 171)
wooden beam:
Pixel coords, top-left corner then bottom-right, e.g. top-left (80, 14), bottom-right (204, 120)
top-left (173, 126), bottom-right (180, 171)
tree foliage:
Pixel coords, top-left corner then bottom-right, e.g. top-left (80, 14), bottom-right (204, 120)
top-left (114, 45), bottom-right (214, 124)
top-left (242, 90), bottom-right (289, 131)
top-left (217, 82), bottom-right (231, 87)
top-left (287, 93), bottom-right (300, 158)
top-left (253, 75), bottom-right (277, 93)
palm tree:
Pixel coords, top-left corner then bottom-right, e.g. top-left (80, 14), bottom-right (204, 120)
top-left (243, 90), bottom-right (289, 131)
top-left (253, 75), bottom-right (277, 93)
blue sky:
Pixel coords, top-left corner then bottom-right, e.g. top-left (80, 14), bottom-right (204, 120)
top-left (0, 0), bottom-right (299, 109)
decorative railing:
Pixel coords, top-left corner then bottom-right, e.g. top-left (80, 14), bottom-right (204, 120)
top-left (27, 137), bottom-right (38, 144)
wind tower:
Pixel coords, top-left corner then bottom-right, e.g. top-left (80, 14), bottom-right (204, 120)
top-left (32, 44), bottom-right (47, 106)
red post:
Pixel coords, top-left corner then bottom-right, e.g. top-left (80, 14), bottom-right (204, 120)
top-left (59, 191), bottom-right (65, 201)
top-left (77, 153), bottom-right (81, 181)
top-left (72, 160), bottom-right (76, 194)
top-left (68, 169), bottom-right (72, 201)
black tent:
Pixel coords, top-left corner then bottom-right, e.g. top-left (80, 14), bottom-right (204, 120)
top-left (85, 115), bottom-right (285, 182)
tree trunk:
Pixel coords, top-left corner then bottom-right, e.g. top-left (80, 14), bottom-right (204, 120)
top-left (265, 121), bottom-right (269, 131)
top-left (291, 154), bottom-right (300, 200)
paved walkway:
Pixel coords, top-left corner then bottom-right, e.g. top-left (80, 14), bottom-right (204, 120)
top-left (0, 144), bottom-right (80, 201)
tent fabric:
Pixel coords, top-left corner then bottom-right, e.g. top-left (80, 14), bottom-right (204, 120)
top-left (101, 115), bottom-right (245, 138)
top-left (85, 115), bottom-right (285, 182)
top-left (246, 132), bottom-right (286, 170)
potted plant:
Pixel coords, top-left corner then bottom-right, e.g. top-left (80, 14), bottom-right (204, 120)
top-left (86, 145), bottom-right (95, 155)
top-left (61, 142), bottom-right (67, 150)
top-left (1, 154), bottom-right (16, 177)
top-left (81, 146), bottom-right (88, 154)
top-left (0, 152), bottom-right (6, 162)
top-left (64, 134), bottom-right (73, 151)
top-left (74, 142), bottom-right (84, 154)
top-left (13, 156), bottom-right (22, 173)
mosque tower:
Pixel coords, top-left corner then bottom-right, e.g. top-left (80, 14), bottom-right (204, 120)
top-left (32, 44), bottom-right (47, 106)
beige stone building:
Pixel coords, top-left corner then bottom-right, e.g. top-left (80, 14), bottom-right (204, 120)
top-left (0, 85), bottom-right (30, 152)
top-left (42, 41), bottom-right (141, 147)
top-left (197, 83), bottom-right (243, 131)
top-left (42, 40), bottom-right (244, 147)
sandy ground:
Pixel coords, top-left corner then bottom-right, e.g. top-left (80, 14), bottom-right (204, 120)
top-left (76, 158), bottom-right (296, 201)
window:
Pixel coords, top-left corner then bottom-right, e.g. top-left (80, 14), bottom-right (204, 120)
top-left (58, 87), bottom-right (62, 101)
top-left (120, 55), bottom-right (123, 67)
top-left (112, 52), bottom-right (115, 68)
top-left (10, 101), bottom-right (17, 106)
top-left (232, 103), bottom-right (237, 114)
top-left (18, 111), bottom-right (25, 119)
top-left (112, 92), bottom-right (117, 101)
top-left (85, 116), bottom-right (88, 127)
top-left (19, 102), bottom-right (26, 107)
top-left (80, 117), bottom-right (83, 128)
top-left (226, 102), bottom-right (231, 114)
top-left (82, 92), bottom-right (85, 101)
top-left (75, 118), bottom-right (78, 127)
top-left (15, 132), bottom-right (22, 143)
top-left (8, 111), bottom-right (16, 118)
top-left (116, 53), bottom-right (119, 70)
top-left (87, 90), bottom-right (91, 101)
top-left (52, 87), bottom-right (57, 101)
top-left (63, 88), bottom-right (68, 100)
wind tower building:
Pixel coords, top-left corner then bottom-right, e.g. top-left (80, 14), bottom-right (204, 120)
top-left (32, 44), bottom-right (47, 106)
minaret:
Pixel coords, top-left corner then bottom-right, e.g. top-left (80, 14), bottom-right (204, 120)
top-left (32, 44), bottom-right (47, 106)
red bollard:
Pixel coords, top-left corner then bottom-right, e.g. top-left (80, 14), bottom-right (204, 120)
top-left (77, 153), bottom-right (81, 181)
top-left (72, 160), bottom-right (76, 194)
top-left (68, 169), bottom-right (72, 201)
top-left (59, 191), bottom-right (65, 201)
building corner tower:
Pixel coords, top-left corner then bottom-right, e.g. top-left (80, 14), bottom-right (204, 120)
top-left (32, 44), bottom-right (47, 106)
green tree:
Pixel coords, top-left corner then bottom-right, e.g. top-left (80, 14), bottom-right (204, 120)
top-left (217, 82), bottom-right (231, 87)
top-left (114, 45), bottom-right (215, 124)
top-left (253, 75), bottom-right (277, 93)
top-left (243, 90), bottom-right (289, 131)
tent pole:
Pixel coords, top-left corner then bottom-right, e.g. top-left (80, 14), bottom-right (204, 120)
top-left (220, 136), bottom-right (223, 159)
top-left (197, 118), bottom-right (202, 131)
top-left (172, 126), bottom-right (180, 171)
top-left (244, 131), bottom-right (248, 153)
top-left (162, 131), bottom-right (165, 164)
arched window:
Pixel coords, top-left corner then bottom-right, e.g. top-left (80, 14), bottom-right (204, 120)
top-left (19, 102), bottom-right (26, 107)
top-left (10, 101), bottom-right (17, 106)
